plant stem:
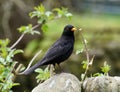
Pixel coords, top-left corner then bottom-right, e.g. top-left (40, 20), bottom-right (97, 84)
top-left (79, 30), bottom-right (94, 81)
top-left (32, 24), bottom-right (41, 30)
top-left (19, 50), bottom-right (42, 75)
top-left (26, 50), bottom-right (42, 70)
top-left (10, 33), bottom-right (25, 49)
top-left (10, 24), bottom-right (41, 49)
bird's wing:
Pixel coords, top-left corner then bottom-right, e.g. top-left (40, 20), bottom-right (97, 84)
top-left (41, 39), bottom-right (73, 65)
top-left (22, 38), bottom-right (73, 75)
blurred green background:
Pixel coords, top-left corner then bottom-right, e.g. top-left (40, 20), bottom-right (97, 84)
top-left (0, 0), bottom-right (120, 91)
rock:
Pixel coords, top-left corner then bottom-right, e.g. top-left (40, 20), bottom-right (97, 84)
top-left (82, 76), bottom-right (120, 92)
top-left (32, 73), bottom-right (81, 92)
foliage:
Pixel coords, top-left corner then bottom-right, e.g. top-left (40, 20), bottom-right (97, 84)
top-left (0, 3), bottom-right (73, 91)
top-left (24, 4), bottom-right (73, 57)
top-left (78, 31), bottom-right (111, 80)
top-left (81, 60), bottom-right (88, 70)
top-left (21, 4), bottom-right (73, 83)
top-left (29, 4), bottom-right (72, 32)
top-left (101, 61), bottom-right (111, 75)
top-left (18, 24), bottom-right (40, 35)
top-left (35, 67), bottom-right (50, 83)
top-left (53, 7), bottom-right (72, 19)
top-left (93, 61), bottom-right (111, 76)
top-left (75, 49), bottom-right (84, 55)
top-left (0, 39), bottom-right (23, 92)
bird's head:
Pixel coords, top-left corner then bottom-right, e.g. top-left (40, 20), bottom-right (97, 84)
top-left (62, 25), bottom-right (76, 36)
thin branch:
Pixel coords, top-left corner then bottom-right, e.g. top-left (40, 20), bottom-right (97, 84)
top-left (80, 31), bottom-right (90, 62)
top-left (19, 50), bottom-right (42, 75)
top-left (10, 33), bottom-right (25, 49)
top-left (10, 24), bottom-right (41, 49)
top-left (79, 29), bottom-right (95, 81)
top-left (83, 55), bottom-right (95, 81)
top-left (13, 63), bottom-right (23, 76)
top-left (32, 24), bottom-right (41, 30)
top-left (25, 50), bottom-right (42, 70)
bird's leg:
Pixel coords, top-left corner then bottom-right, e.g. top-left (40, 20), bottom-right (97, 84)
top-left (57, 63), bottom-right (62, 70)
top-left (56, 63), bottom-right (64, 72)
top-left (50, 64), bottom-right (55, 77)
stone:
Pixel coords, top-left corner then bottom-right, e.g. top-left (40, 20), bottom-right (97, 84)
top-left (82, 76), bottom-right (120, 92)
top-left (32, 73), bottom-right (81, 92)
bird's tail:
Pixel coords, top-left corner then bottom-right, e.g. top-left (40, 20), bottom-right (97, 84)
top-left (20, 60), bottom-right (44, 75)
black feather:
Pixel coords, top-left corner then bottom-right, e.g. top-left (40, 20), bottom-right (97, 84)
top-left (22, 25), bottom-right (75, 75)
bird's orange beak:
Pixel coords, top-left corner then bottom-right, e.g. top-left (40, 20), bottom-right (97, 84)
top-left (71, 27), bottom-right (77, 31)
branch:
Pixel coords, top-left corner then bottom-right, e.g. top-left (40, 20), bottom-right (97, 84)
top-left (10, 33), bottom-right (25, 49)
top-left (10, 24), bottom-right (41, 49)
top-left (83, 55), bottom-right (95, 81)
top-left (80, 30), bottom-right (90, 62)
top-left (18, 50), bottom-right (42, 75)
top-left (32, 24), bottom-right (41, 30)
top-left (79, 29), bottom-right (95, 81)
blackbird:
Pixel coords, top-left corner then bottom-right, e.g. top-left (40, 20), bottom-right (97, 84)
top-left (22, 25), bottom-right (76, 75)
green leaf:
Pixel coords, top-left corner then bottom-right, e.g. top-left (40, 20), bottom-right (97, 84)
top-left (65, 13), bottom-right (72, 20)
top-left (0, 64), bottom-right (4, 74)
top-left (29, 4), bottom-right (45, 18)
top-left (53, 8), bottom-right (64, 17)
top-left (41, 24), bottom-right (48, 32)
top-left (76, 49), bottom-right (83, 55)
top-left (12, 83), bottom-right (20, 86)
top-left (29, 11), bottom-right (41, 18)
top-left (13, 49), bottom-right (23, 55)
top-left (93, 73), bottom-right (104, 77)
top-left (18, 24), bottom-right (40, 35)
top-left (35, 67), bottom-right (50, 83)
top-left (53, 7), bottom-right (72, 19)
top-left (0, 57), bottom-right (5, 65)
top-left (82, 60), bottom-right (88, 69)
top-left (0, 48), bottom-right (8, 58)
top-left (34, 4), bottom-right (45, 13)
top-left (45, 11), bottom-right (52, 17)
top-left (38, 18), bottom-right (46, 24)
top-left (35, 68), bottom-right (43, 73)
top-left (32, 30), bottom-right (40, 35)
top-left (0, 39), bottom-right (10, 47)
top-left (18, 24), bottom-right (32, 34)
top-left (100, 61), bottom-right (111, 74)
top-left (81, 73), bottom-right (85, 80)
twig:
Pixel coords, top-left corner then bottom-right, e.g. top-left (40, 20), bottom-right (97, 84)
top-left (10, 24), bottom-right (41, 49)
top-left (79, 29), bottom-right (95, 81)
top-left (25, 50), bottom-right (42, 71)
top-left (32, 24), bottom-right (41, 30)
top-left (13, 64), bottom-right (23, 76)
top-left (19, 50), bottom-right (42, 75)
top-left (83, 55), bottom-right (95, 81)
top-left (80, 31), bottom-right (90, 62)
top-left (10, 33), bottom-right (25, 49)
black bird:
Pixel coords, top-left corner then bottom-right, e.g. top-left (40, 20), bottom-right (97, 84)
top-left (22, 25), bottom-right (76, 75)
